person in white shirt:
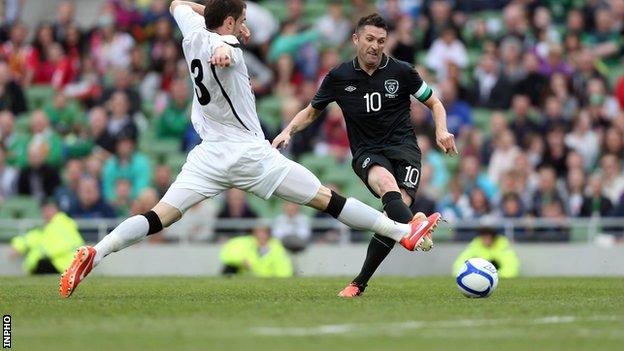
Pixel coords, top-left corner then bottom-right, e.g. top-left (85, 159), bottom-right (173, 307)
top-left (59, 0), bottom-right (440, 298)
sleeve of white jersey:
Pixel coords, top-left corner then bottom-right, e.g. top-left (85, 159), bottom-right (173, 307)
top-left (173, 4), bottom-right (206, 38)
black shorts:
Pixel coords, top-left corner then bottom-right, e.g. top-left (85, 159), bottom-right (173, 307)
top-left (352, 148), bottom-right (422, 200)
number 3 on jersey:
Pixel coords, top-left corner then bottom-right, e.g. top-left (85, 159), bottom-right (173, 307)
top-left (364, 92), bottom-right (381, 113)
top-left (191, 59), bottom-right (211, 105)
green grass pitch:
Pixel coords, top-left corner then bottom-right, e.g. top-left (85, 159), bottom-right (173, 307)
top-left (1, 276), bottom-right (623, 351)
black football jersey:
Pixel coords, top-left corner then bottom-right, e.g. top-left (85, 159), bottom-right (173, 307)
top-left (311, 54), bottom-right (433, 159)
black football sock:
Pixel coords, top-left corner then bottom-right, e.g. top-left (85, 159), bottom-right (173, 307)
top-left (352, 191), bottom-right (413, 288)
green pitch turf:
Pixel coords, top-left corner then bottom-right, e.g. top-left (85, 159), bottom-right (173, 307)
top-left (1, 276), bottom-right (623, 351)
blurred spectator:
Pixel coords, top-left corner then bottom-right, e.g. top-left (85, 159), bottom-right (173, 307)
top-left (538, 44), bottom-right (573, 78)
top-left (102, 67), bottom-right (142, 115)
top-left (387, 15), bottom-right (416, 64)
top-left (425, 26), bottom-right (468, 81)
top-left (487, 129), bottom-right (521, 186)
top-left (565, 110), bottom-right (599, 170)
top-left (112, 178), bottom-right (132, 216)
top-left (0, 146), bottom-right (17, 201)
top-left (459, 155), bottom-right (497, 200)
top-left (106, 90), bottom-right (138, 142)
top-left (417, 134), bottom-right (449, 194)
top-left (156, 79), bottom-right (190, 139)
top-left (541, 95), bottom-right (570, 132)
top-left (109, 0), bottom-right (142, 34)
top-left (52, 0), bottom-right (75, 43)
top-left (220, 223), bottom-right (293, 278)
top-left (533, 200), bottom-right (570, 242)
top-left (68, 175), bottom-right (116, 219)
top-left (437, 79), bottom-right (472, 137)
top-left (439, 178), bottom-right (471, 221)
top-left (423, 0), bottom-right (455, 49)
top-left (43, 93), bottom-right (83, 136)
top-left (499, 192), bottom-right (526, 218)
top-left (464, 187), bottom-right (495, 220)
top-left (0, 110), bottom-right (27, 167)
top-left (10, 199), bottom-right (84, 274)
top-left (88, 106), bottom-right (116, 155)
top-left (102, 136), bottom-right (151, 201)
top-left (540, 126), bottom-right (571, 178)
top-left (479, 111), bottom-right (507, 164)
top-left (499, 37), bottom-right (525, 86)
top-left (0, 60), bottom-right (27, 114)
top-left (26, 109), bottom-right (63, 167)
top-left (2, 21), bottom-right (33, 85)
top-left (315, 104), bottom-right (349, 161)
top-left (587, 7), bottom-right (621, 60)
top-left (216, 189), bottom-right (258, 240)
top-left (531, 166), bottom-right (566, 217)
top-left (153, 163), bottom-right (171, 198)
top-left (548, 72), bottom-right (578, 120)
top-left (90, 11), bottom-right (135, 72)
top-left (565, 167), bottom-right (586, 217)
top-left (54, 158), bottom-right (83, 213)
top-left (453, 227), bottom-right (520, 278)
top-left (410, 100), bottom-right (436, 145)
top-left (316, 0), bottom-right (351, 47)
top-left (599, 154), bottom-right (624, 205)
top-left (272, 202), bottom-right (311, 251)
top-left (602, 127), bottom-right (624, 160)
top-left (516, 52), bottom-right (549, 106)
top-left (469, 53), bottom-right (512, 109)
top-left (16, 143), bottom-right (61, 202)
top-left (508, 94), bottom-right (539, 149)
top-left (244, 1), bottom-right (278, 51)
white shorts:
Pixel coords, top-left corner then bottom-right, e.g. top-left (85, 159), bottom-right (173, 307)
top-left (161, 139), bottom-right (321, 213)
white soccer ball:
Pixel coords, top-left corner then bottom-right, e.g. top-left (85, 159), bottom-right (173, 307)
top-left (456, 258), bottom-right (499, 298)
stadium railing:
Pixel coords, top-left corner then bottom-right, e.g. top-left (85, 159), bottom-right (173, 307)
top-left (1, 217), bottom-right (623, 244)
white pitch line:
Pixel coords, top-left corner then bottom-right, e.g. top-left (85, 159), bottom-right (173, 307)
top-left (250, 315), bottom-right (624, 337)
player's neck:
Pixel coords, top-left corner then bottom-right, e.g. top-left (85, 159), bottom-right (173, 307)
top-left (356, 56), bottom-right (381, 76)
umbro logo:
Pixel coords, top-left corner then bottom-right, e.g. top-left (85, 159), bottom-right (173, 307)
top-left (362, 157), bottom-right (371, 168)
top-left (345, 85), bottom-right (356, 92)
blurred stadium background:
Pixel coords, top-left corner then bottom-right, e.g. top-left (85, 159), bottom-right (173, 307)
top-left (1, 0), bottom-right (624, 277)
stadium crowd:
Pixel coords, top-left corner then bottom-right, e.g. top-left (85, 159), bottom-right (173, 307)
top-left (1, 0), bottom-right (624, 244)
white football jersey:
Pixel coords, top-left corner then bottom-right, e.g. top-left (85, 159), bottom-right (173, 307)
top-left (173, 5), bottom-right (264, 142)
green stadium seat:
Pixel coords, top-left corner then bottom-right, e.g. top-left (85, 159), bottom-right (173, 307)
top-left (165, 153), bottom-right (187, 173)
top-left (0, 196), bottom-right (41, 219)
top-left (247, 194), bottom-right (277, 218)
top-left (472, 108), bottom-right (493, 134)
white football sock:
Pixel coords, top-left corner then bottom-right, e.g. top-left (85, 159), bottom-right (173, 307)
top-left (93, 215), bottom-right (149, 266)
top-left (337, 198), bottom-right (409, 242)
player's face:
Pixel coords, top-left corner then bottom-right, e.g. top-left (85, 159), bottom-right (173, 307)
top-left (231, 9), bottom-right (247, 38)
top-left (353, 25), bottom-right (387, 67)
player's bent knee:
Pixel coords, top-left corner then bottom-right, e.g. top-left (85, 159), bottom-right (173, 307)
top-left (368, 166), bottom-right (400, 195)
top-left (151, 202), bottom-right (182, 229)
top-left (305, 185), bottom-right (332, 211)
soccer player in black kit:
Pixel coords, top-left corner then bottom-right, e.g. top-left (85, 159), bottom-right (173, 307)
top-left (273, 14), bottom-right (458, 297)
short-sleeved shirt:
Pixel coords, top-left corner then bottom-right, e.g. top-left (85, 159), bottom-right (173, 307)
top-left (311, 54), bottom-right (432, 161)
top-left (173, 4), bottom-right (264, 142)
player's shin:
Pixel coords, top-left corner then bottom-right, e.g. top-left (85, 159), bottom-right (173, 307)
top-left (323, 191), bottom-right (408, 242)
top-left (92, 211), bottom-right (162, 265)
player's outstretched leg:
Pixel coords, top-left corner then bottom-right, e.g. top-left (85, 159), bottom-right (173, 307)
top-left (59, 203), bottom-right (181, 298)
top-left (272, 163), bottom-right (441, 252)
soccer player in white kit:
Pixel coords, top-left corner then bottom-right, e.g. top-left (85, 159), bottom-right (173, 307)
top-left (59, 0), bottom-right (441, 298)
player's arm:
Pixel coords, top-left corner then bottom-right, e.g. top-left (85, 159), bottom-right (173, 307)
top-left (422, 93), bottom-right (458, 156)
top-left (272, 104), bottom-right (323, 149)
top-left (170, 0), bottom-right (205, 15)
top-left (409, 66), bottom-right (457, 156)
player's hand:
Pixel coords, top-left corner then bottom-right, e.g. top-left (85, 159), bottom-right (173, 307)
top-left (436, 130), bottom-right (458, 156)
top-left (210, 46), bottom-right (232, 68)
top-left (272, 130), bottom-right (291, 149)
top-left (239, 23), bottom-right (251, 45)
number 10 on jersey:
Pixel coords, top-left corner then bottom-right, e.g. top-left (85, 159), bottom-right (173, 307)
top-left (364, 92), bottom-right (381, 113)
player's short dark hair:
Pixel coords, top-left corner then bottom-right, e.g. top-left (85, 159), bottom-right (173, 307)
top-left (355, 13), bottom-right (388, 33)
top-left (204, 0), bottom-right (246, 30)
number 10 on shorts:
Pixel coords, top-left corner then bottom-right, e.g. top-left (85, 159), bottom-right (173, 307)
top-left (404, 166), bottom-right (419, 186)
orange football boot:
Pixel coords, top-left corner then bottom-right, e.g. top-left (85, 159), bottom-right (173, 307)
top-left (338, 282), bottom-right (366, 298)
top-left (59, 246), bottom-right (96, 298)
top-left (399, 212), bottom-right (441, 251)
